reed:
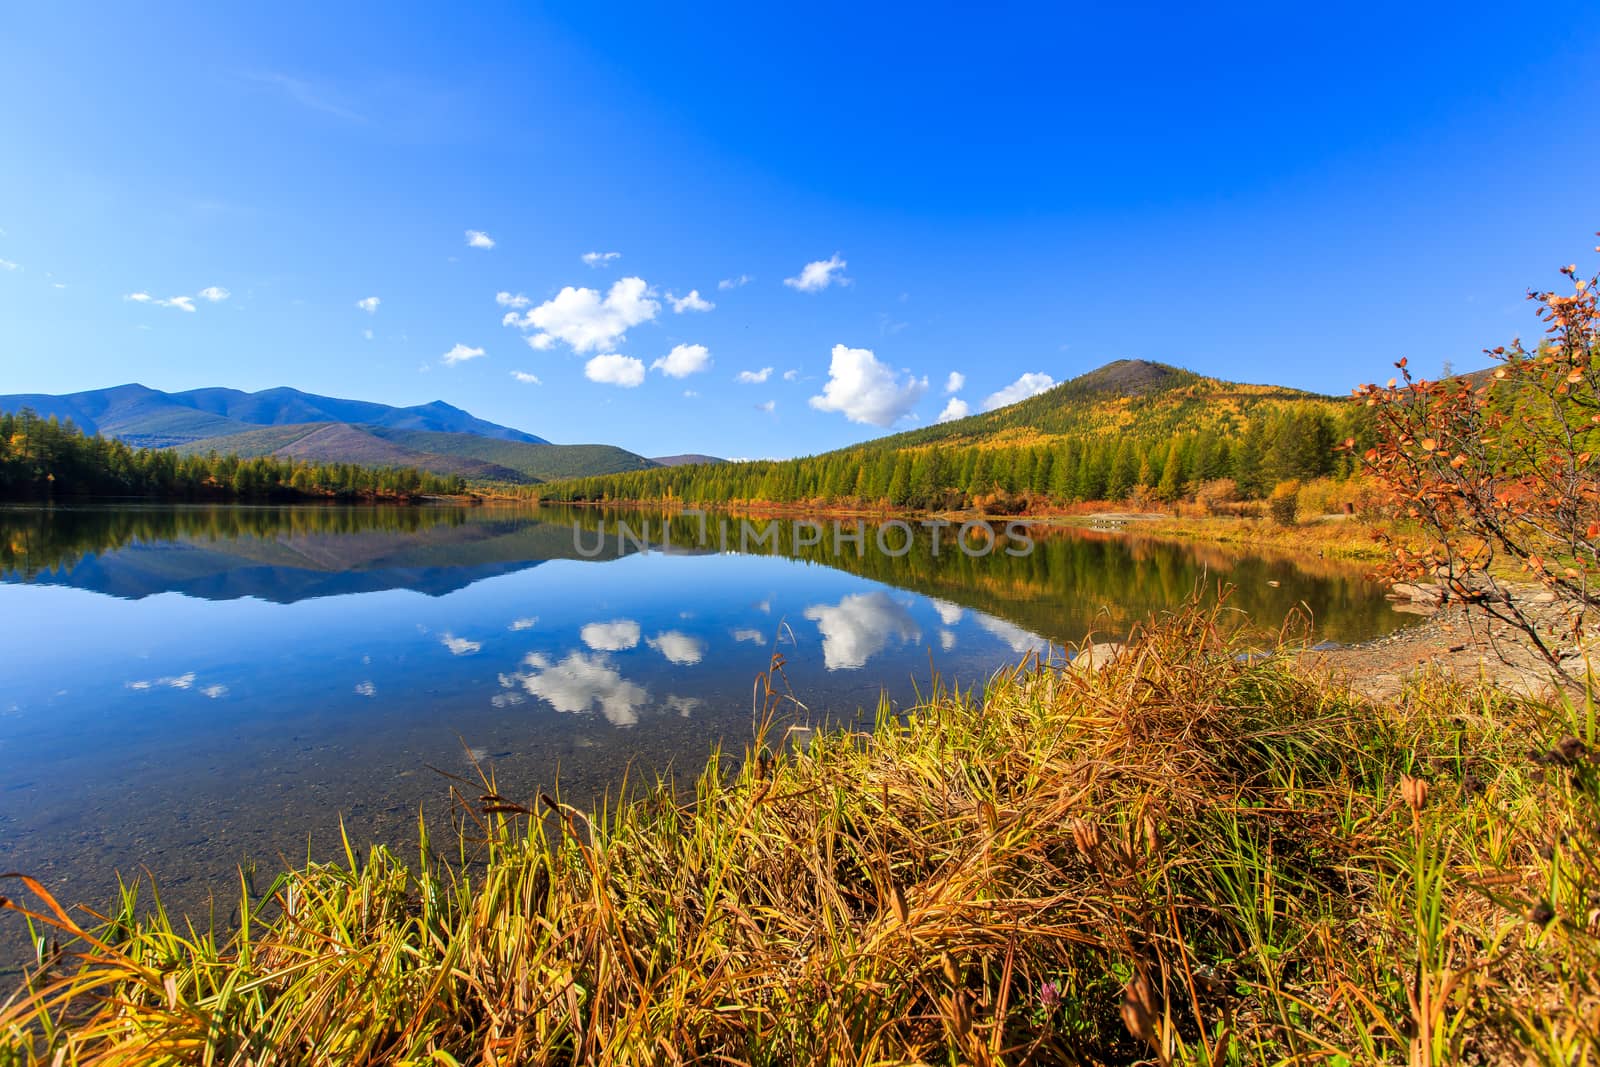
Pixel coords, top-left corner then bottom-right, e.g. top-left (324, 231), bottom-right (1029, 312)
top-left (3, 598), bottom-right (1597, 1064)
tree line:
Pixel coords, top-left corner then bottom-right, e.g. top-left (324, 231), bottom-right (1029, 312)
top-left (0, 409), bottom-right (468, 501)
top-left (535, 406), bottom-right (1369, 511)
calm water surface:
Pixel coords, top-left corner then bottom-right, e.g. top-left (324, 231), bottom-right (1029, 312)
top-left (0, 503), bottom-right (1403, 962)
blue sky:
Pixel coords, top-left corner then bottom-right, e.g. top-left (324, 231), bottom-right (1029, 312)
top-left (2, 4), bottom-right (1598, 459)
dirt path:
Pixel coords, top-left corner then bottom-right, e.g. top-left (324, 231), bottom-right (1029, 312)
top-left (1304, 585), bottom-right (1585, 702)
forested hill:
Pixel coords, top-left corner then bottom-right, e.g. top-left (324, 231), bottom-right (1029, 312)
top-left (869, 360), bottom-right (1340, 450)
top-left (535, 360), bottom-right (1369, 510)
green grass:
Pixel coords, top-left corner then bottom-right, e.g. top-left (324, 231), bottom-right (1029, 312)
top-left (3, 599), bottom-right (1597, 1064)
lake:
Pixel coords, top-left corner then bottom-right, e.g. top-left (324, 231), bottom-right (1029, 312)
top-left (0, 503), bottom-right (1403, 965)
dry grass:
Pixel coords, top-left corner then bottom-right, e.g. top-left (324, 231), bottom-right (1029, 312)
top-left (3, 600), bottom-right (1598, 1064)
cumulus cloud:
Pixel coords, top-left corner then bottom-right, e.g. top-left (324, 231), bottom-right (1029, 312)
top-left (507, 276), bottom-right (660, 353)
top-left (465, 229), bottom-right (495, 249)
top-left (936, 397), bottom-right (970, 423)
top-left (495, 291), bottom-right (531, 308)
top-left (198, 286), bottom-right (230, 303)
top-left (356, 296), bottom-right (381, 313)
top-left (651, 343), bottom-right (712, 379)
top-left (511, 370), bottom-right (542, 385)
top-left (441, 343), bottom-right (486, 366)
top-left (974, 612), bottom-right (1051, 655)
top-left (718, 274), bottom-right (752, 290)
top-left (803, 591), bottom-right (921, 670)
top-left (581, 619), bottom-right (641, 651)
top-left (582, 251), bottom-right (621, 267)
top-left (808, 344), bottom-right (928, 427)
top-left (440, 633), bottom-right (482, 655)
top-left (508, 617), bottom-right (539, 631)
top-left (784, 253), bottom-right (849, 292)
top-left (945, 371), bottom-right (966, 394)
top-left (782, 369), bottom-right (800, 382)
top-left (354, 681), bottom-right (377, 697)
top-left (983, 372), bottom-right (1056, 411)
top-left (941, 630), bottom-right (957, 651)
top-left (508, 651), bottom-right (647, 727)
top-left (736, 367), bottom-right (773, 384)
top-left (586, 353), bottom-right (646, 387)
top-left (930, 598), bottom-right (965, 626)
top-left (670, 289), bottom-right (714, 313)
top-left (646, 630), bottom-right (707, 665)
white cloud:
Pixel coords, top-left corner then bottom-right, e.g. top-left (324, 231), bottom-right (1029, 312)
top-left (200, 684), bottom-right (229, 699)
top-left (782, 369), bottom-right (800, 382)
top-left (442, 343), bottom-right (486, 366)
top-left (363, 329), bottom-right (374, 341)
top-left (683, 389), bottom-right (699, 398)
top-left (354, 681), bottom-right (377, 697)
top-left (945, 371), bottom-right (966, 394)
top-left (508, 651), bottom-right (647, 727)
top-left (496, 291), bottom-right (531, 308)
top-left (508, 616), bottom-right (539, 631)
top-left (581, 619), bottom-right (641, 651)
top-left (785, 253), bottom-right (849, 292)
top-left (441, 633), bottom-right (482, 655)
top-left (731, 628), bottom-right (766, 643)
top-left (127, 671), bottom-right (198, 691)
top-left (652, 343), bottom-right (712, 379)
top-left (508, 276), bottom-right (660, 353)
top-left (465, 229), bottom-right (495, 249)
top-left (665, 695), bottom-right (704, 718)
top-left (670, 289), bottom-right (714, 313)
top-left (0, 259), bottom-right (19, 272)
top-left (808, 343), bottom-right (928, 427)
top-left (582, 251), bottom-right (621, 267)
top-left (936, 397), bottom-right (970, 423)
top-left (803, 591), bottom-right (921, 670)
top-left (718, 274), bottom-right (752, 290)
top-left (123, 291), bottom-right (200, 312)
top-left (647, 630), bottom-right (706, 665)
top-left (930, 598), bottom-right (965, 626)
top-left (736, 367), bottom-right (773, 384)
top-left (758, 400), bottom-right (776, 414)
top-left (974, 612), bottom-right (1050, 655)
top-left (356, 296), bottom-right (381, 313)
top-left (586, 353), bottom-right (646, 387)
top-left (983, 372), bottom-right (1056, 411)
top-left (511, 370), bottom-right (542, 385)
top-left (198, 286), bottom-right (230, 303)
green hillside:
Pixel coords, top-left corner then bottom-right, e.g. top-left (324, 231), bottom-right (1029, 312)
top-left (534, 360), bottom-right (1370, 509)
top-left (364, 427), bottom-right (659, 481)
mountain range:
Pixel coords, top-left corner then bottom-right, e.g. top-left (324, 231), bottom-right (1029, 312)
top-left (0, 384), bottom-right (693, 484)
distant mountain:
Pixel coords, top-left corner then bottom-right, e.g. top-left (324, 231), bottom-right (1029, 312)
top-left (651, 454), bottom-right (726, 467)
top-left (0, 384), bottom-right (545, 448)
top-left (177, 423), bottom-right (656, 484)
top-left (0, 383), bottom-right (664, 484)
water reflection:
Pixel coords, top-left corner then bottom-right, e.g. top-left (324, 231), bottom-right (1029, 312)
top-left (0, 502), bottom-right (1407, 967)
top-left (504, 650), bottom-right (649, 727)
top-left (804, 591), bottom-right (922, 671)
